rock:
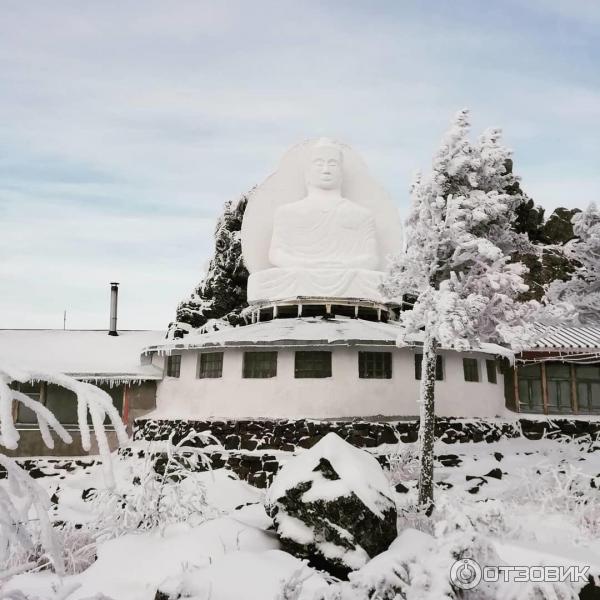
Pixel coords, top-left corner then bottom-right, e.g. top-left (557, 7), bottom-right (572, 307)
top-left (484, 468), bottom-right (503, 480)
top-left (395, 482), bottom-right (409, 494)
top-left (466, 476), bottom-right (488, 494)
top-left (437, 454), bottom-right (462, 467)
top-left (81, 488), bottom-right (97, 501)
top-left (265, 432), bottom-right (397, 578)
top-left (579, 575), bottom-right (600, 599)
top-left (436, 481), bottom-right (453, 490)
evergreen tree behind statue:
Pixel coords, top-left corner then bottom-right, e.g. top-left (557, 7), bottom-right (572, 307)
top-left (167, 192), bottom-right (251, 339)
top-left (514, 198), bottom-right (581, 300)
top-left (547, 203), bottom-right (600, 324)
top-left (382, 110), bottom-right (567, 511)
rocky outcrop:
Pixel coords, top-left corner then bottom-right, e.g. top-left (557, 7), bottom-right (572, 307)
top-left (265, 433), bottom-right (397, 578)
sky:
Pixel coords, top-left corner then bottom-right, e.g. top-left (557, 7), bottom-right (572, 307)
top-left (1, 1), bottom-right (599, 331)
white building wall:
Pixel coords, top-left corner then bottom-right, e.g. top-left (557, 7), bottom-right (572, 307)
top-left (152, 345), bottom-right (508, 419)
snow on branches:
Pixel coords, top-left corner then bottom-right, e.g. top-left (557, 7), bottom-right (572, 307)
top-left (0, 365), bottom-right (130, 576)
top-left (0, 365), bottom-right (127, 484)
top-left (548, 203), bottom-right (600, 324)
top-left (0, 454), bottom-right (63, 576)
top-left (382, 109), bottom-right (572, 508)
top-left (383, 109), bottom-right (569, 352)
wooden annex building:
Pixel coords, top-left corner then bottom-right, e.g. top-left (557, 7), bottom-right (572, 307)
top-left (507, 326), bottom-right (600, 415)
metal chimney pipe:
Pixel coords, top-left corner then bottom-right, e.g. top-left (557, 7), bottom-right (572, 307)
top-left (108, 282), bottom-right (119, 336)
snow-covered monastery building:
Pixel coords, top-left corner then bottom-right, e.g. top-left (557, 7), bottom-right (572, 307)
top-left (145, 317), bottom-right (508, 419)
top-left (144, 139), bottom-right (511, 420)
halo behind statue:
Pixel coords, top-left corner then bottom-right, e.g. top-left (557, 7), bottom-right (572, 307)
top-left (241, 138), bottom-right (401, 273)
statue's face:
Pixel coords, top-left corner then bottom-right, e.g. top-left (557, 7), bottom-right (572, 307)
top-left (307, 146), bottom-right (342, 190)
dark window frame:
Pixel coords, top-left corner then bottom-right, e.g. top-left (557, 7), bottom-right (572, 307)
top-left (294, 351), bottom-right (332, 378)
top-left (243, 351), bottom-right (278, 378)
top-left (546, 363), bottom-right (572, 414)
top-left (166, 354), bottom-right (182, 378)
top-left (574, 364), bottom-right (600, 414)
top-left (358, 351), bottom-right (392, 379)
top-left (197, 352), bottom-right (224, 379)
top-left (463, 358), bottom-right (479, 382)
top-left (486, 359), bottom-right (497, 384)
top-left (415, 353), bottom-right (444, 381)
top-left (517, 363), bottom-right (543, 413)
top-left (14, 381), bottom-right (43, 425)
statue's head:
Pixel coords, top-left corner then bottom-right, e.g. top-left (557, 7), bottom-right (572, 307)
top-left (305, 138), bottom-right (343, 191)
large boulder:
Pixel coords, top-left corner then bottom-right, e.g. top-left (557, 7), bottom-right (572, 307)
top-left (265, 432), bottom-right (397, 578)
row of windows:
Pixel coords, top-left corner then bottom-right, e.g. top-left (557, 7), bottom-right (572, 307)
top-left (518, 363), bottom-right (600, 414)
top-left (166, 352), bottom-right (498, 383)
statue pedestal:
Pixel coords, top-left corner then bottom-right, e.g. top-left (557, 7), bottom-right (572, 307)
top-left (247, 268), bottom-right (386, 303)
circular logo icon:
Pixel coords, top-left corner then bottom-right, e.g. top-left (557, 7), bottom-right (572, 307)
top-left (450, 558), bottom-right (482, 590)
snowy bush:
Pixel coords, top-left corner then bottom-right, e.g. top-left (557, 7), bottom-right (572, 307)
top-left (507, 462), bottom-right (600, 539)
top-left (90, 431), bottom-right (219, 538)
top-left (386, 442), bottom-right (420, 485)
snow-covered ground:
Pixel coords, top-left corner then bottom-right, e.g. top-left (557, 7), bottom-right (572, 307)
top-left (2, 435), bottom-right (599, 599)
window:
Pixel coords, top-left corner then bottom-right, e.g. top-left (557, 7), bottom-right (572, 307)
top-left (243, 351), bottom-right (277, 378)
top-left (486, 359), bottom-right (497, 384)
top-left (295, 351), bottom-right (332, 378)
top-left (44, 385), bottom-right (79, 425)
top-left (15, 382), bottom-right (42, 424)
top-left (575, 365), bottom-right (600, 414)
top-left (415, 354), bottom-right (443, 380)
top-left (546, 363), bottom-right (572, 414)
top-left (198, 352), bottom-right (223, 378)
top-left (166, 354), bottom-right (181, 378)
top-left (517, 364), bottom-right (543, 412)
top-left (359, 352), bottom-right (392, 379)
top-left (463, 358), bottom-right (479, 382)
top-left (17, 382), bottom-right (123, 426)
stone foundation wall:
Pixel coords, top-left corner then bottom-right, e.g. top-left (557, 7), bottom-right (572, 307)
top-left (133, 417), bottom-right (600, 450)
top-left (6, 418), bottom-right (598, 489)
top-left (128, 417), bottom-right (600, 488)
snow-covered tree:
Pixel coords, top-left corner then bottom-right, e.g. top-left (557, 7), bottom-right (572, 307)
top-left (0, 365), bottom-right (128, 575)
top-left (382, 110), bottom-right (566, 511)
top-left (167, 191), bottom-right (252, 339)
top-left (547, 203), bottom-right (600, 324)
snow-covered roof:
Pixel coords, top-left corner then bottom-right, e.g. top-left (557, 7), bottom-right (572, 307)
top-left (528, 325), bottom-right (600, 351)
top-left (145, 317), bottom-right (508, 356)
top-left (0, 330), bottom-right (165, 382)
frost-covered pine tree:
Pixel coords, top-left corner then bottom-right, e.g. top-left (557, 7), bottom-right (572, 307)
top-left (167, 191), bottom-right (252, 338)
top-left (547, 203), bottom-right (600, 324)
top-left (383, 110), bottom-right (561, 510)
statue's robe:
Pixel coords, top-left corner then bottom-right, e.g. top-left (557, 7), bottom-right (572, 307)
top-left (247, 195), bottom-right (386, 302)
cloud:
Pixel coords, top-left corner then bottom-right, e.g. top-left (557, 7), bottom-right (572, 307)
top-left (0, 0), bottom-right (599, 327)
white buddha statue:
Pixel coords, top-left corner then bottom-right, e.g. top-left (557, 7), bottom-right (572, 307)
top-left (245, 138), bottom-right (388, 303)
top-left (269, 140), bottom-right (379, 270)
